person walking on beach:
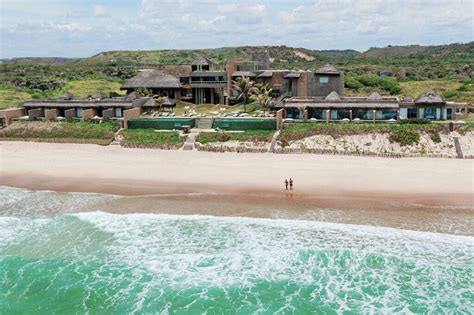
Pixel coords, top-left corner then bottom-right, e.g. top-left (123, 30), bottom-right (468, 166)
top-left (284, 179), bottom-right (289, 190)
top-left (289, 178), bottom-right (293, 190)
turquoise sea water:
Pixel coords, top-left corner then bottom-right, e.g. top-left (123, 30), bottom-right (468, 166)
top-left (1, 187), bottom-right (473, 314)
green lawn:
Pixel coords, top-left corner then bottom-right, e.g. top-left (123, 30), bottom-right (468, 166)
top-left (120, 129), bottom-right (185, 145)
top-left (196, 130), bottom-right (275, 144)
top-left (0, 121), bottom-right (117, 140)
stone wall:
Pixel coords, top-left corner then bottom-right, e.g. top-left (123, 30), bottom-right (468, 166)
top-left (44, 109), bottom-right (59, 121)
top-left (82, 108), bottom-right (97, 120)
top-left (28, 108), bottom-right (44, 120)
top-left (314, 72), bottom-right (344, 97)
top-left (0, 108), bottom-right (25, 125)
top-left (123, 107), bottom-right (141, 129)
top-left (64, 108), bottom-right (76, 120)
top-left (102, 108), bottom-right (115, 119)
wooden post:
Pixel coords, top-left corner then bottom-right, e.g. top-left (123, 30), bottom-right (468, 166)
top-left (349, 110), bottom-right (353, 121)
top-left (326, 109), bottom-right (330, 123)
top-left (304, 109), bottom-right (308, 121)
top-left (373, 110), bottom-right (376, 124)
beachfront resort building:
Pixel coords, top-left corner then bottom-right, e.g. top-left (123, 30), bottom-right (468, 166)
top-left (0, 52), bottom-right (469, 127)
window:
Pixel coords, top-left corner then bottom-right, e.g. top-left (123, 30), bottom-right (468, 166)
top-left (456, 108), bottom-right (466, 113)
top-left (180, 77), bottom-right (189, 85)
top-left (75, 108), bottom-right (83, 118)
top-left (115, 108), bottom-right (123, 118)
top-left (319, 76), bottom-right (329, 84)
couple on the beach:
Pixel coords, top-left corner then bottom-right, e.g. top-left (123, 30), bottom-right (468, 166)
top-left (284, 178), bottom-right (294, 190)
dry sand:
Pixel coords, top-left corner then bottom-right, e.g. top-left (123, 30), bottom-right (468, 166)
top-left (1, 141), bottom-right (473, 235)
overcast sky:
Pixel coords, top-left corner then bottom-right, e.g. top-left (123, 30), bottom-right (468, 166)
top-left (1, 0), bottom-right (473, 58)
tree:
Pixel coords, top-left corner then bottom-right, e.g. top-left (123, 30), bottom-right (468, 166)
top-left (231, 76), bottom-right (255, 112)
top-left (251, 84), bottom-right (273, 116)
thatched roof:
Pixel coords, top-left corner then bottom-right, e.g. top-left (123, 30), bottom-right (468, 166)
top-left (325, 91), bottom-right (341, 101)
top-left (91, 92), bottom-right (108, 100)
top-left (125, 91), bottom-right (140, 101)
top-left (284, 102), bottom-right (398, 109)
top-left (284, 72), bottom-right (301, 78)
top-left (22, 96), bottom-right (155, 109)
top-left (22, 99), bottom-right (136, 108)
top-left (232, 71), bottom-right (256, 77)
top-left (316, 64), bottom-right (339, 74)
top-left (59, 92), bottom-right (74, 100)
top-left (192, 56), bottom-right (212, 66)
top-left (401, 95), bottom-right (414, 103)
top-left (367, 92), bottom-right (383, 100)
top-left (415, 90), bottom-right (445, 104)
top-left (122, 70), bottom-right (181, 89)
top-left (257, 71), bottom-right (273, 78)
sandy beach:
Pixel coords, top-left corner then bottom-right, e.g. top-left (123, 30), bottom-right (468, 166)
top-left (1, 141), bottom-right (473, 234)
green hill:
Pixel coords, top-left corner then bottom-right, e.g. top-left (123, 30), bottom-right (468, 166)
top-left (0, 42), bottom-right (472, 109)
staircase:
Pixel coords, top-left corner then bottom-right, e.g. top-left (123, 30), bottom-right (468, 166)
top-left (197, 118), bottom-right (214, 129)
top-left (182, 130), bottom-right (199, 151)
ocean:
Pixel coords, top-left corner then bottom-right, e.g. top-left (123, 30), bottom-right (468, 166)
top-left (1, 186), bottom-right (473, 314)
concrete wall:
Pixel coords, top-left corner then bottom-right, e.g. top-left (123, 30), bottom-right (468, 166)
top-left (0, 108), bottom-right (25, 125)
top-left (82, 108), bottom-right (97, 120)
top-left (44, 108), bottom-right (59, 121)
top-left (28, 108), bottom-right (44, 120)
top-left (64, 108), bottom-right (76, 120)
top-left (314, 72), bottom-right (344, 97)
top-left (123, 107), bottom-right (141, 129)
top-left (102, 108), bottom-right (115, 119)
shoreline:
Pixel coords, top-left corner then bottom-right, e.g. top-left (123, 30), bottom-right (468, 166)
top-left (1, 141), bottom-right (473, 235)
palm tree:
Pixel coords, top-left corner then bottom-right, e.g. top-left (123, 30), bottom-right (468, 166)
top-left (231, 77), bottom-right (255, 112)
top-left (251, 84), bottom-right (273, 116)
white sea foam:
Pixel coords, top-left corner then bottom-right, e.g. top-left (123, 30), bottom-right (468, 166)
top-left (1, 187), bottom-right (473, 313)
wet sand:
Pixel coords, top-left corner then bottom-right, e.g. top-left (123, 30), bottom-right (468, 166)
top-left (1, 141), bottom-right (473, 235)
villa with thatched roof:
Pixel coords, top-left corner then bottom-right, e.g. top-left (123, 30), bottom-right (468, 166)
top-left (278, 89), bottom-right (468, 121)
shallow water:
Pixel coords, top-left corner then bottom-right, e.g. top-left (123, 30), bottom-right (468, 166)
top-left (1, 187), bottom-right (473, 313)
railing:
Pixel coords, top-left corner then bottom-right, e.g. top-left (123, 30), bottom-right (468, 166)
top-left (190, 81), bottom-right (227, 88)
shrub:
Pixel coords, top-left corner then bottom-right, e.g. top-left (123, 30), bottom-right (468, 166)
top-left (344, 76), bottom-right (363, 90)
top-left (442, 90), bottom-right (461, 99)
top-left (430, 133), bottom-right (442, 143)
top-left (120, 129), bottom-right (185, 145)
top-left (389, 129), bottom-right (420, 146)
top-left (197, 130), bottom-right (274, 144)
top-left (400, 118), bottom-right (431, 124)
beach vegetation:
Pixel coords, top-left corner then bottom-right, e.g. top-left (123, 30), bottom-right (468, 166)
top-left (120, 129), bottom-right (186, 145)
top-left (278, 123), bottom-right (442, 147)
top-left (196, 130), bottom-right (274, 144)
top-left (0, 121), bottom-right (117, 140)
top-left (389, 129), bottom-right (420, 146)
top-left (430, 133), bottom-right (442, 143)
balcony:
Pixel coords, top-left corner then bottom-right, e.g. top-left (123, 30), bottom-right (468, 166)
top-left (190, 81), bottom-right (227, 88)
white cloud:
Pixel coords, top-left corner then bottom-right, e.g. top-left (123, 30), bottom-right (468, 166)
top-left (1, 0), bottom-right (472, 58)
top-left (91, 5), bottom-right (107, 17)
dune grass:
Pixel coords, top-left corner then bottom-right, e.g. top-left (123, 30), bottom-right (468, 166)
top-left (0, 121), bottom-right (117, 140)
top-left (278, 122), bottom-right (443, 147)
top-left (120, 129), bottom-right (185, 145)
top-left (196, 130), bottom-right (275, 144)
